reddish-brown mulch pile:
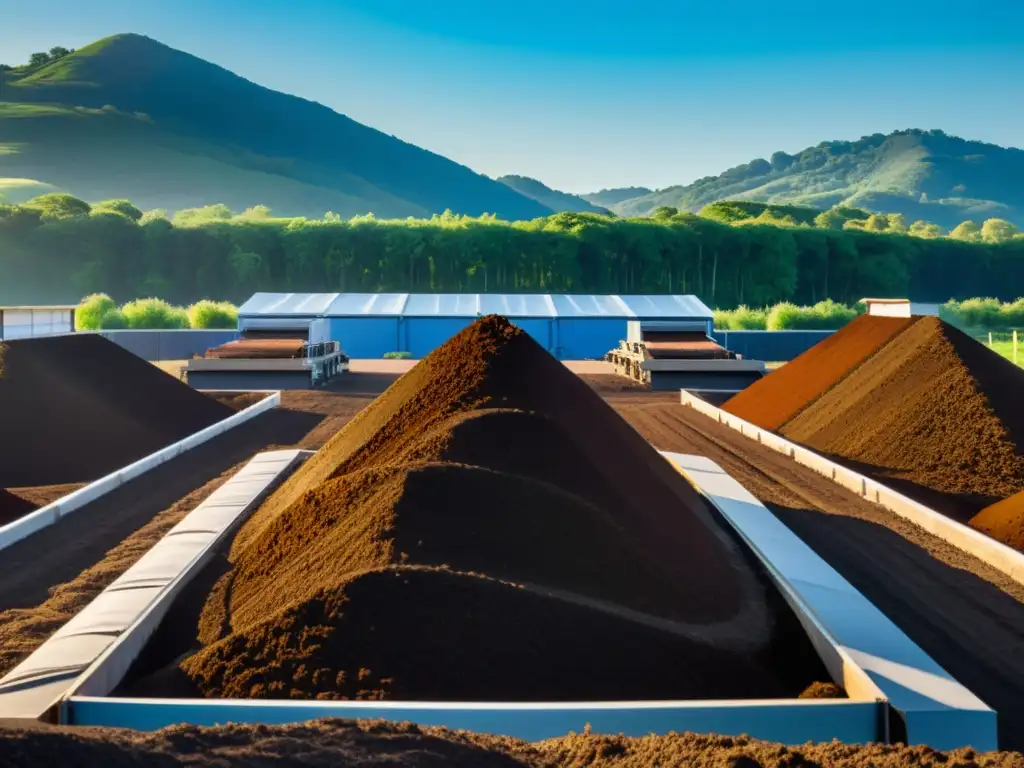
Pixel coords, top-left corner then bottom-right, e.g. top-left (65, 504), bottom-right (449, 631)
top-left (0, 335), bottom-right (231, 488)
top-left (3, 719), bottom-right (1023, 767)
top-left (782, 317), bottom-right (1024, 524)
top-left (643, 332), bottom-right (734, 360)
top-left (156, 315), bottom-right (827, 702)
top-left (972, 490), bottom-right (1024, 551)
top-left (724, 315), bottom-right (916, 430)
top-left (205, 338), bottom-right (306, 359)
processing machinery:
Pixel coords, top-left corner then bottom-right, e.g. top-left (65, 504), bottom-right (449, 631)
top-left (184, 317), bottom-right (348, 390)
top-left (606, 320), bottom-right (764, 393)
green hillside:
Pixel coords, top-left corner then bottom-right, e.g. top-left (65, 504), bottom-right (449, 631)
top-left (0, 35), bottom-right (551, 220)
top-left (581, 186), bottom-right (652, 207)
top-left (497, 175), bottom-right (609, 214)
top-left (613, 131), bottom-right (1024, 229)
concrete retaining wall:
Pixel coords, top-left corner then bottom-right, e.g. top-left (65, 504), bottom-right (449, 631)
top-left (0, 393), bottom-right (281, 552)
top-left (679, 391), bottom-right (1024, 587)
top-left (663, 452), bottom-right (996, 751)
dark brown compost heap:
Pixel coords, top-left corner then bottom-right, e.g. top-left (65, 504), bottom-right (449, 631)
top-left (971, 490), bottom-right (1024, 551)
top-left (0, 489), bottom-right (34, 526)
top-left (3, 719), bottom-right (1024, 768)
top-left (782, 317), bottom-right (1024, 522)
top-left (643, 331), bottom-right (735, 360)
top-left (0, 335), bottom-right (231, 487)
top-left (723, 315), bottom-right (916, 430)
top-left (172, 315), bottom-right (824, 701)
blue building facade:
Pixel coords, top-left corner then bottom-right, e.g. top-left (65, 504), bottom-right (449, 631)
top-left (237, 293), bottom-right (715, 360)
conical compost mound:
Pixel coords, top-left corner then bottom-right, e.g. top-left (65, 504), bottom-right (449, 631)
top-left (0, 335), bottom-right (231, 487)
top-left (723, 315), bottom-right (916, 431)
top-left (782, 317), bottom-right (1024, 521)
top-left (173, 315), bottom-right (822, 702)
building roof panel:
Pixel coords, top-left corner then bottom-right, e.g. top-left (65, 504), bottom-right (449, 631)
top-left (239, 293), bottom-right (713, 320)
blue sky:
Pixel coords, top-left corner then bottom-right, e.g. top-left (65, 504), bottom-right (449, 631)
top-left (2, 0), bottom-right (1023, 193)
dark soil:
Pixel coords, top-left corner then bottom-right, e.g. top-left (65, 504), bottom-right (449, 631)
top-left (724, 315), bottom-right (915, 430)
top-left (3, 719), bottom-right (1023, 767)
top-left (972, 491), bottom-right (1024, 551)
top-left (166, 315), bottom-right (825, 702)
top-left (0, 335), bottom-right (232, 487)
top-left (782, 317), bottom-right (1024, 524)
top-left (0, 489), bottom-right (34, 525)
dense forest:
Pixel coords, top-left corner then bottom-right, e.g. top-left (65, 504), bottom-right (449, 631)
top-left (2, 193), bottom-right (1023, 307)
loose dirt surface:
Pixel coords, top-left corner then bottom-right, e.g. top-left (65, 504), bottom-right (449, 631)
top-left (206, 338), bottom-right (306, 359)
top-left (3, 719), bottom-right (1024, 767)
top-left (782, 317), bottom-right (1024, 524)
top-left (0, 335), bottom-right (232, 488)
top-left (723, 315), bottom-right (914, 431)
top-left (601, 392), bottom-right (1024, 751)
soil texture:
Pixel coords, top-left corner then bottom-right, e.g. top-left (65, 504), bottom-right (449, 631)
top-left (972, 491), bottom-right (1024, 551)
top-left (2, 719), bottom-right (1023, 767)
top-left (642, 331), bottom-right (734, 360)
top-left (724, 315), bottom-right (915, 430)
top-left (782, 317), bottom-right (1024, 522)
top-left (170, 316), bottom-right (822, 702)
top-left (0, 334), bottom-right (231, 487)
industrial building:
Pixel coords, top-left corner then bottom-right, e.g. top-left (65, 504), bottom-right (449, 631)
top-left (0, 305), bottom-right (76, 340)
top-left (236, 293), bottom-right (715, 360)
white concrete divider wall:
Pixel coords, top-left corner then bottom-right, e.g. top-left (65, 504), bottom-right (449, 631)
top-left (679, 391), bottom-right (1024, 587)
top-left (0, 393), bottom-right (282, 552)
top-left (661, 452), bottom-right (997, 751)
top-left (0, 449), bottom-right (311, 721)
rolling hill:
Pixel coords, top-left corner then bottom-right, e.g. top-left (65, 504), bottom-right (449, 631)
top-left (581, 187), bottom-right (653, 208)
top-left (0, 35), bottom-right (551, 220)
top-left (612, 130), bottom-right (1024, 228)
top-left (497, 175), bottom-right (609, 214)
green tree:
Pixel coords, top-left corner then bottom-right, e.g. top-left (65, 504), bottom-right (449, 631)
top-left (48, 46), bottom-right (72, 59)
top-left (981, 218), bottom-right (1020, 244)
top-left (909, 220), bottom-right (943, 238)
top-left (887, 213), bottom-right (909, 233)
top-left (93, 199), bottom-right (144, 221)
top-left (865, 214), bottom-right (889, 232)
top-left (23, 193), bottom-right (91, 221)
top-left (949, 220), bottom-right (982, 242)
top-left (814, 209), bottom-right (845, 230)
top-left (28, 52), bottom-right (51, 67)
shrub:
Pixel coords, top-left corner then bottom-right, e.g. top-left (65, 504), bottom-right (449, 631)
top-left (76, 293), bottom-right (116, 330)
top-left (98, 308), bottom-right (128, 329)
top-left (767, 300), bottom-right (858, 330)
top-left (120, 298), bottom-right (190, 329)
top-left (999, 299), bottom-right (1024, 328)
top-left (383, 351), bottom-right (413, 360)
top-left (188, 300), bottom-right (238, 329)
top-left (714, 305), bottom-right (768, 330)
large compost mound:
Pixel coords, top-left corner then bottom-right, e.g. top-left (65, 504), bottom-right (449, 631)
top-left (0, 335), bottom-right (231, 487)
top-left (0, 489), bottom-right (33, 526)
top-left (724, 313), bottom-right (917, 434)
top-left (971, 491), bottom-right (1024, 550)
top-left (723, 315), bottom-right (915, 430)
top-left (165, 315), bottom-right (826, 702)
top-left (783, 317), bottom-right (1024, 520)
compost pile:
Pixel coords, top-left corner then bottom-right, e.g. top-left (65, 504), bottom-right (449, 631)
top-left (0, 335), bottom-right (231, 490)
top-left (782, 317), bottom-right (1024, 520)
top-left (724, 314), bottom-right (915, 430)
top-left (4, 720), bottom-right (1024, 768)
top-left (726, 315), bottom-right (1024, 543)
top-left (0, 489), bottom-right (33, 526)
top-left (205, 338), bottom-right (306, 359)
top-left (165, 315), bottom-right (825, 702)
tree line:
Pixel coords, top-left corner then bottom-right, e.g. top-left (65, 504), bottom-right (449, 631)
top-left (2, 193), bottom-right (1023, 308)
